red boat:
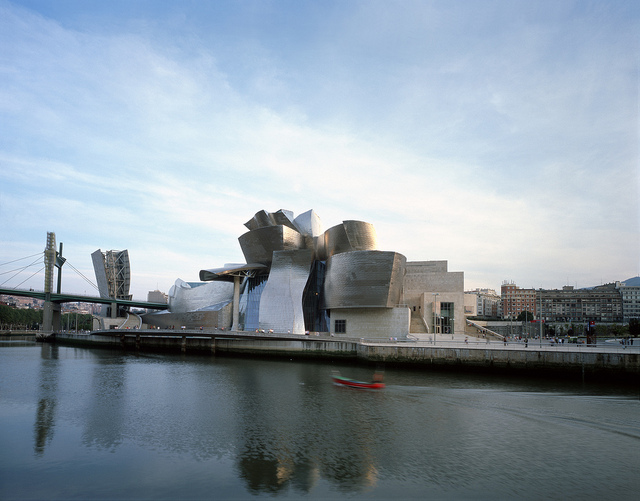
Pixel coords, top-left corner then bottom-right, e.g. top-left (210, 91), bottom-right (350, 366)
top-left (332, 373), bottom-right (385, 389)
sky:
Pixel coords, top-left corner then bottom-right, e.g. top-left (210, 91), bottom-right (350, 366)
top-left (0, 0), bottom-right (638, 301)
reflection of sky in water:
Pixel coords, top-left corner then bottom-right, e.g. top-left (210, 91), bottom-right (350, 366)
top-left (0, 343), bottom-right (638, 499)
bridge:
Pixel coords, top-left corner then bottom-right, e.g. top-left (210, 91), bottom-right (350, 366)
top-left (0, 287), bottom-right (168, 337)
top-left (1, 232), bottom-right (168, 336)
top-left (0, 287), bottom-right (169, 311)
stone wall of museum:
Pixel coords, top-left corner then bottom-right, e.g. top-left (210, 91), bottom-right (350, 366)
top-left (330, 307), bottom-right (411, 339)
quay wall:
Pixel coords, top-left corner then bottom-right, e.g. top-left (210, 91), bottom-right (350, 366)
top-left (49, 331), bottom-right (640, 380)
top-left (358, 344), bottom-right (640, 379)
top-left (51, 331), bottom-right (359, 359)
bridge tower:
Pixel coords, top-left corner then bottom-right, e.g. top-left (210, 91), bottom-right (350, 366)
top-left (42, 232), bottom-right (61, 334)
top-left (41, 232), bottom-right (66, 335)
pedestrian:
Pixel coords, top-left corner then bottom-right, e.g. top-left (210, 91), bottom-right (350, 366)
top-left (524, 338), bottom-right (528, 348)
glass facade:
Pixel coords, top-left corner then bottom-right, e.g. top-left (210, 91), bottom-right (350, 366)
top-left (238, 261), bottom-right (331, 334)
top-left (238, 274), bottom-right (268, 331)
top-left (302, 260), bottom-right (329, 333)
top-left (440, 302), bottom-right (454, 334)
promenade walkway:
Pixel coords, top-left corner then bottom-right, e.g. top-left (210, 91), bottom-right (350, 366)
top-left (376, 333), bottom-right (640, 355)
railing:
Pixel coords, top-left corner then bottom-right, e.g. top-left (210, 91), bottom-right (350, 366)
top-left (389, 337), bottom-right (640, 354)
top-left (466, 319), bottom-right (504, 340)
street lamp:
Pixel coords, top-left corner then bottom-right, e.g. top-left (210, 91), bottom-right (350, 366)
top-left (432, 293), bottom-right (439, 344)
top-left (539, 289), bottom-right (544, 347)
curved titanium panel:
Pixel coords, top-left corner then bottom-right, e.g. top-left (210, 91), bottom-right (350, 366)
top-left (343, 220), bottom-right (378, 251)
top-left (244, 209), bottom-right (297, 231)
top-left (324, 251), bottom-right (406, 309)
top-left (319, 221), bottom-right (379, 260)
top-left (238, 225), bottom-right (305, 265)
top-left (271, 209), bottom-right (297, 231)
top-left (244, 210), bottom-right (272, 231)
top-left (168, 278), bottom-right (234, 313)
top-left (258, 249), bottom-right (314, 334)
top-left (293, 209), bottom-right (324, 237)
top-left (320, 224), bottom-right (351, 259)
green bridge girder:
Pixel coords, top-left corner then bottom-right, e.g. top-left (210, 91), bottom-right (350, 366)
top-left (0, 287), bottom-right (168, 310)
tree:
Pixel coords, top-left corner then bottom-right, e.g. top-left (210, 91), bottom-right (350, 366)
top-left (517, 311), bottom-right (534, 321)
top-left (61, 313), bottom-right (92, 331)
top-left (629, 318), bottom-right (640, 337)
top-left (0, 305), bottom-right (43, 330)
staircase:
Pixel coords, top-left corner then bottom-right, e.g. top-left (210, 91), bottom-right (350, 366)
top-left (410, 311), bottom-right (428, 334)
top-left (466, 319), bottom-right (504, 340)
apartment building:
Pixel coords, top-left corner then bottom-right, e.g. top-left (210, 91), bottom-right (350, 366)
top-left (465, 288), bottom-right (500, 318)
top-left (501, 282), bottom-right (537, 319)
top-left (617, 281), bottom-right (640, 322)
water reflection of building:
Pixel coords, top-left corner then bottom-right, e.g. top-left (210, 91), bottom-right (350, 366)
top-left (34, 344), bottom-right (58, 456)
top-left (145, 209), bottom-right (464, 338)
top-left (233, 359), bottom-right (382, 495)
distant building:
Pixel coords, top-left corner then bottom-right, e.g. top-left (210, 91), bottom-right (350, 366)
top-left (0, 295), bottom-right (43, 309)
top-left (465, 288), bottom-right (500, 318)
top-left (616, 281), bottom-right (640, 323)
top-left (91, 249), bottom-right (132, 317)
top-left (147, 290), bottom-right (168, 304)
top-left (538, 284), bottom-right (623, 323)
top-left (501, 281), bottom-right (537, 319)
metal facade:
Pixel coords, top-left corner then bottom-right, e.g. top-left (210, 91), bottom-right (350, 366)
top-left (168, 278), bottom-right (234, 313)
top-left (238, 225), bottom-right (305, 265)
top-left (317, 220), bottom-right (378, 260)
top-left (258, 249), bottom-right (314, 334)
top-left (91, 249), bottom-right (110, 299)
top-left (292, 209), bottom-right (324, 237)
top-left (324, 250), bottom-right (406, 309)
top-left (197, 209), bottom-right (407, 334)
top-left (91, 249), bottom-right (132, 300)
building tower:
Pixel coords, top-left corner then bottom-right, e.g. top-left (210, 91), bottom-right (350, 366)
top-left (92, 249), bottom-right (132, 317)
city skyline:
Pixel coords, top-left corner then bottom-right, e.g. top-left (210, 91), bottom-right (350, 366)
top-left (1, 1), bottom-right (638, 300)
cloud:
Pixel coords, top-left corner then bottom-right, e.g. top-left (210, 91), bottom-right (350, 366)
top-left (0, 1), bottom-right (638, 299)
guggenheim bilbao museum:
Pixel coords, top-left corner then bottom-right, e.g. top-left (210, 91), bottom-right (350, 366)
top-left (145, 209), bottom-right (464, 339)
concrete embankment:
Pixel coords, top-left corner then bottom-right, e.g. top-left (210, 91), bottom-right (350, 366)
top-left (357, 343), bottom-right (640, 381)
top-left (49, 330), bottom-right (640, 381)
top-left (50, 330), bottom-right (361, 359)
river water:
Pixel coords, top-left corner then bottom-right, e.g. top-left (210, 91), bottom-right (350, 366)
top-left (1, 341), bottom-right (638, 500)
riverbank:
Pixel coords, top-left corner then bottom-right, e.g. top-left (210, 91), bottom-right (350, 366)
top-left (1, 330), bottom-right (36, 338)
top-left (46, 329), bottom-right (640, 382)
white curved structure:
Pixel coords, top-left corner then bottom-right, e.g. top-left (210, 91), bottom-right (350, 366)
top-left (258, 250), bottom-right (314, 334)
top-left (168, 278), bottom-right (234, 313)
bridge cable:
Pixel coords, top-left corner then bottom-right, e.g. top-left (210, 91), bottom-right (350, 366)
top-left (14, 267), bottom-right (45, 289)
top-left (0, 255), bottom-right (45, 287)
top-left (65, 261), bottom-right (100, 292)
top-left (0, 265), bottom-right (40, 276)
top-left (0, 251), bottom-right (44, 268)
